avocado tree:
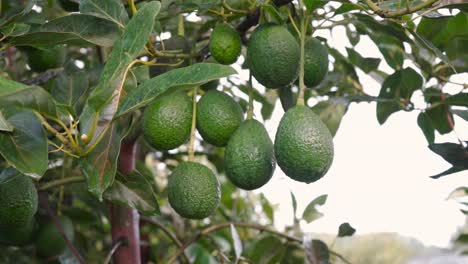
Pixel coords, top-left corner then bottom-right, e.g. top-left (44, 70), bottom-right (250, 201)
top-left (0, 0), bottom-right (466, 263)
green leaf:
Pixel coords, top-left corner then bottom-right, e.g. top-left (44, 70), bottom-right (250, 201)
top-left (304, 0), bottom-right (327, 12)
top-left (104, 170), bottom-right (160, 215)
top-left (290, 191), bottom-right (298, 218)
top-left (187, 243), bottom-right (218, 264)
top-left (429, 142), bottom-right (468, 168)
top-left (374, 0), bottom-right (425, 12)
top-left (11, 14), bottom-right (120, 47)
top-left (311, 100), bottom-right (348, 137)
top-left (417, 112), bottom-right (435, 144)
top-left (338, 222), bottom-right (356, 237)
top-left (79, 124), bottom-right (124, 200)
top-left (51, 71), bottom-right (90, 116)
top-left (430, 166), bottom-right (466, 179)
top-left (262, 4), bottom-right (286, 24)
top-left (0, 111), bottom-right (14, 132)
top-left (302, 194), bottom-right (327, 223)
top-left (0, 111), bottom-right (48, 178)
top-left (116, 63), bottom-right (237, 117)
top-left (346, 48), bottom-right (381, 73)
top-left (372, 33), bottom-right (404, 69)
top-left (0, 0), bottom-right (36, 26)
top-left (80, 0), bottom-right (129, 27)
top-left (0, 76), bottom-right (57, 118)
top-left (260, 194), bottom-right (274, 222)
top-left (0, 23), bottom-right (30, 38)
top-left (376, 67), bottom-right (423, 124)
top-left (80, 1), bottom-right (160, 146)
top-left (445, 93), bottom-right (468, 106)
top-left (451, 109), bottom-right (468, 121)
top-left (335, 3), bottom-right (362, 15)
top-left (304, 239), bottom-right (330, 264)
top-left (247, 235), bottom-right (285, 264)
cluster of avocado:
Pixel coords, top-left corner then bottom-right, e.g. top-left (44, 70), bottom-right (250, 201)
top-left (143, 22), bottom-right (332, 220)
top-left (0, 169), bottom-right (74, 257)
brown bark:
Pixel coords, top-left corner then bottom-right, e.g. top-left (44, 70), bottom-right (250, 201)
top-left (110, 141), bottom-right (141, 264)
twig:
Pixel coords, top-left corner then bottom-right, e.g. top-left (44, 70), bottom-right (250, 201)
top-left (38, 193), bottom-right (86, 264)
top-left (140, 217), bottom-right (190, 264)
top-left (104, 239), bottom-right (125, 264)
top-left (39, 176), bottom-right (85, 191)
top-left (364, 0), bottom-right (440, 18)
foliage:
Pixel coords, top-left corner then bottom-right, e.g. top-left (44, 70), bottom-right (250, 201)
top-left (0, 0), bottom-right (466, 263)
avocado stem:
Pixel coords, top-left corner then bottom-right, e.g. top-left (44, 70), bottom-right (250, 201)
top-left (188, 86), bottom-right (198, 161)
top-left (296, 2), bottom-right (308, 107)
top-left (247, 73), bottom-right (254, 120)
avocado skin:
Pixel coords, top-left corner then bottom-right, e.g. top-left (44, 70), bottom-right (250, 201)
top-left (0, 219), bottom-right (35, 246)
top-left (225, 119), bottom-right (275, 190)
top-left (35, 215), bottom-right (74, 257)
top-left (168, 162), bottom-right (221, 219)
top-left (247, 24), bottom-right (300, 88)
top-left (143, 92), bottom-right (193, 151)
top-left (25, 46), bottom-right (66, 72)
top-left (210, 24), bottom-right (242, 65)
top-left (197, 90), bottom-right (244, 147)
top-left (0, 170), bottom-right (38, 228)
top-left (274, 106), bottom-right (334, 183)
top-left (304, 37), bottom-right (329, 88)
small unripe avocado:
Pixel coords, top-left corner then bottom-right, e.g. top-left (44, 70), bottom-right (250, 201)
top-left (225, 119), bottom-right (275, 190)
top-left (197, 90), bottom-right (244, 147)
top-left (247, 24), bottom-right (300, 88)
top-left (143, 92), bottom-right (193, 151)
top-left (210, 24), bottom-right (242, 65)
top-left (25, 46), bottom-right (66, 72)
top-left (0, 219), bottom-right (35, 246)
top-left (274, 106), bottom-right (334, 183)
top-left (36, 215), bottom-right (74, 257)
top-left (304, 38), bottom-right (329, 88)
top-left (168, 162), bottom-right (221, 219)
top-left (0, 169), bottom-right (38, 228)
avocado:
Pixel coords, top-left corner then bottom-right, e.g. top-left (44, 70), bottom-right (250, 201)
top-left (168, 162), bottom-right (221, 219)
top-left (210, 24), bottom-right (242, 65)
top-left (196, 90), bottom-right (244, 147)
top-left (0, 219), bottom-right (35, 246)
top-left (35, 215), bottom-right (74, 257)
top-left (225, 119), bottom-right (275, 190)
top-left (0, 169), bottom-right (38, 228)
top-left (25, 46), bottom-right (66, 72)
top-left (143, 92), bottom-right (193, 151)
top-left (304, 37), bottom-right (329, 88)
top-left (274, 106), bottom-right (334, 183)
top-left (247, 23), bottom-right (300, 88)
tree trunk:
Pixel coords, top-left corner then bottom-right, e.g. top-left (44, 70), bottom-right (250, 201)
top-left (110, 141), bottom-right (141, 264)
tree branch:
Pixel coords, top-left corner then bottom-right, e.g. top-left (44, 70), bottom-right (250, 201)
top-left (38, 176), bottom-right (85, 191)
top-left (364, 0), bottom-right (440, 18)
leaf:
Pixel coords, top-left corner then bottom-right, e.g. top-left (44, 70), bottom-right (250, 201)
top-left (302, 194), bottom-right (327, 223)
top-left (79, 124), bottom-right (123, 200)
top-left (262, 4), bottom-right (286, 24)
top-left (447, 187), bottom-right (468, 199)
top-left (116, 63), bottom-right (237, 117)
top-left (338, 222), bottom-right (356, 237)
top-left (247, 235), bottom-right (285, 264)
top-left (260, 194), bottom-right (274, 222)
top-left (104, 170), bottom-right (160, 215)
top-left (445, 93), bottom-right (468, 106)
top-left (0, 111), bottom-right (48, 178)
top-left (0, 76), bottom-right (56, 118)
top-left (0, 111), bottom-right (14, 132)
top-left (372, 33), bottom-right (404, 69)
top-left (335, 3), bottom-right (362, 15)
top-left (11, 14), bottom-right (120, 47)
top-left (429, 142), bottom-right (468, 167)
top-left (311, 100), bottom-right (348, 137)
top-left (0, 23), bottom-right (30, 38)
top-left (304, 0), bottom-right (327, 12)
top-left (304, 239), bottom-right (330, 264)
top-left (290, 191), bottom-right (298, 218)
top-left (80, 0), bottom-right (129, 27)
top-left (376, 67), bottom-right (423, 124)
top-left (230, 224), bottom-right (243, 260)
top-left (187, 243), bottom-right (218, 264)
top-left (0, 0), bottom-right (36, 26)
top-left (451, 109), bottom-right (468, 121)
top-left (417, 112), bottom-right (435, 144)
top-left (346, 48), bottom-right (381, 73)
top-left (430, 166), bottom-right (466, 179)
top-left (51, 71), bottom-right (90, 116)
top-left (80, 1), bottom-right (160, 146)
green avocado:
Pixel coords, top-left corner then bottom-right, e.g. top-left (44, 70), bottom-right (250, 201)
top-left (0, 219), bottom-right (35, 246)
top-left (197, 90), bottom-right (244, 147)
top-left (304, 37), bottom-right (329, 88)
top-left (25, 46), bottom-right (66, 72)
top-left (274, 106), bottom-right (334, 183)
top-left (168, 162), bottom-right (221, 219)
top-left (0, 169), bottom-right (38, 228)
top-left (35, 215), bottom-right (74, 257)
top-left (210, 24), bottom-right (242, 65)
top-left (247, 23), bottom-right (300, 88)
top-left (200, 79), bottom-right (219, 91)
top-left (143, 92), bottom-right (193, 151)
top-left (225, 119), bottom-right (275, 190)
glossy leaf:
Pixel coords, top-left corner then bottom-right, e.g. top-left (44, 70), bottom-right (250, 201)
top-left (247, 235), bottom-right (284, 264)
top-left (11, 14), bottom-right (120, 47)
top-left (311, 100), bottom-right (348, 137)
top-left (429, 142), bottom-right (468, 179)
top-left (0, 111), bottom-right (48, 178)
top-left (451, 109), bottom-right (468, 121)
top-left (230, 224), bottom-right (243, 260)
top-left (302, 194), bottom-right (327, 223)
top-left (0, 76), bottom-right (56, 118)
top-left (417, 112), bottom-right (435, 144)
top-left (0, 112), bottom-right (13, 132)
top-left (116, 63), bottom-right (237, 117)
top-left (104, 170), bottom-right (160, 215)
top-left (79, 0), bottom-right (129, 27)
top-left (445, 93), bottom-right (468, 106)
top-left (51, 71), bottom-right (90, 116)
top-left (0, 23), bottom-right (30, 38)
top-left (377, 67), bottom-right (423, 124)
top-left (338, 222), bottom-right (356, 237)
top-left (346, 48), bottom-right (381, 73)
top-left (80, 1), bottom-right (160, 146)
